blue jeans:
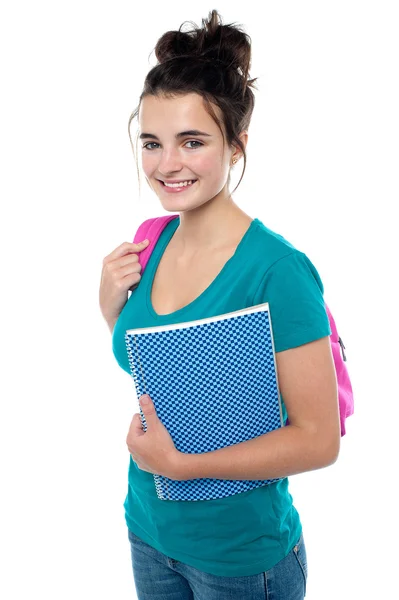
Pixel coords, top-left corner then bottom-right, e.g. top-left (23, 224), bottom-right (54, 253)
top-left (127, 528), bottom-right (308, 599)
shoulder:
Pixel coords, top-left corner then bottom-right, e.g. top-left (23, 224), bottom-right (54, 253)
top-left (251, 221), bottom-right (331, 352)
top-left (251, 219), bottom-right (324, 293)
top-left (251, 218), bottom-right (299, 267)
top-left (251, 219), bottom-right (324, 287)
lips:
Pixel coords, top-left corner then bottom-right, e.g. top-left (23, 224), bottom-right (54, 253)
top-left (158, 179), bottom-right (198, 193)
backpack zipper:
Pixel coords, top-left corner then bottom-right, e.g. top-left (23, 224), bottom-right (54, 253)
top-left (338, 336), bottom-right (347, 362)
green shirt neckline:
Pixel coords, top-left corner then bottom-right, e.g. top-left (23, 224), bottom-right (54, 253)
top-left (146, 217), bottom-right (260, 320)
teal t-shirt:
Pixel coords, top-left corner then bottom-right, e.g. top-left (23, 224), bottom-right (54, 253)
top-left (112, 216), bottom-right (331, 577)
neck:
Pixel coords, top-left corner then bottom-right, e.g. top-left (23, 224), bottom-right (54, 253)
top-left (171, 195), bottom-right (252, 255)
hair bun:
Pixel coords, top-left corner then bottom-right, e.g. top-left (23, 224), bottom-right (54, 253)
top-left (154, 9), bottom-right (252, 81)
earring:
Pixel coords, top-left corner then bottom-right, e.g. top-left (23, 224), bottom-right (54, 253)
top-left (232, 157), bottom-right (238, 165)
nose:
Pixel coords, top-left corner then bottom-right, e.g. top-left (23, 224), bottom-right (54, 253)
top-left (157, 147), bottom-right (184, 176)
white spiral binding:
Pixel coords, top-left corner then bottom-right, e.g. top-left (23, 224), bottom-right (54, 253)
top-left (125, 334), bottom-right (142, 409)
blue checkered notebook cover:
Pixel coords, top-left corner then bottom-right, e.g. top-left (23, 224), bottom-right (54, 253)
top-left (124, 302), bottom-right (284, 502)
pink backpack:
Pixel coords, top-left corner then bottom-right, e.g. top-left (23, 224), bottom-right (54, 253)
top-left (133, 215), bottom-right (354, 436)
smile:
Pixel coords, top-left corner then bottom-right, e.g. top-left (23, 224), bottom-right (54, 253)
top-left (158, 180), bottom-right (198, 193)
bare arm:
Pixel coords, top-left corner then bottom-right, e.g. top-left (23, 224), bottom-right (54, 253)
top-left (106, 316), bottom-right (118, 335)
top-left (174, 336), bottom-right (341, 481)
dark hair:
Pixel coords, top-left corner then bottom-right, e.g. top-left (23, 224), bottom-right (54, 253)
top-left (128, 9), bottom-right (259, 196)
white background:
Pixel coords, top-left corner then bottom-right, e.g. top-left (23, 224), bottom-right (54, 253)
top-left (1, 1), bottom-right (397, 598)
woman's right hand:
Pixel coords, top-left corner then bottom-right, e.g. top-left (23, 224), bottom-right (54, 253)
top-left (99, 239), bottom-right (150, 327)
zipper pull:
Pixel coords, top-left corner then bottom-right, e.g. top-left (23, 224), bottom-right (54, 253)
top-left (338, 336), bottom-right (347, 362)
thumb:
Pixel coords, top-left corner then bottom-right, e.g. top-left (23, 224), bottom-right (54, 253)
top-left (139, 394), bottom-right (157, 419)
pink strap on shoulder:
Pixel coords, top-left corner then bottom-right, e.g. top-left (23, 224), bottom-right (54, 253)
top-left (133, 214), bottom-right (179, 272)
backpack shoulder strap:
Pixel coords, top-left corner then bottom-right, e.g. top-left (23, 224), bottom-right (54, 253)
top-left (133, 214), bottom-right (179, 273)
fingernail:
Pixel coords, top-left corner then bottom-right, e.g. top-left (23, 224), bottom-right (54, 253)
top-left (141, 395), bottom-right (150, 405)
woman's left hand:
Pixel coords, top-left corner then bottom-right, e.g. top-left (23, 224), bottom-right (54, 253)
top-left (126, 394), bottom-right (182, 480)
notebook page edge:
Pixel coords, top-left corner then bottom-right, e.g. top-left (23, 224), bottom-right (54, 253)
top-left (125, 302), bottom-right (270, 335)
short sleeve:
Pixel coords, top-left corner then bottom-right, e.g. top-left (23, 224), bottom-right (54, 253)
top-left (253, 250), bottom-right (332, 353)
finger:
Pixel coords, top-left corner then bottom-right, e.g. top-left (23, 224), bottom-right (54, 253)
top-left (131, 414), bottom-right (144, 436)
top-left (103, 239), bottom-right (150, 266)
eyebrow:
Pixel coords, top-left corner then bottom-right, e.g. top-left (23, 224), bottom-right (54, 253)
top-left (139, 130), bottom-right (212, 141)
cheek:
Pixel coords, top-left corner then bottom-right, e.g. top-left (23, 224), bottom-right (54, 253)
top-left (141, 155), bottom-right (158, 176)
top-left (193, 155), bottom-right (222, 177)
top-left (197, 156), bottom-right (214, 170)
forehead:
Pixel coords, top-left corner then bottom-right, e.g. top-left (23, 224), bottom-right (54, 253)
top-left (139, 93), bottom-right (220, 134)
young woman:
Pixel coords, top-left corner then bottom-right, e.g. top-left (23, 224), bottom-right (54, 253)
top-left (100, 9), bottom-right (340, 600)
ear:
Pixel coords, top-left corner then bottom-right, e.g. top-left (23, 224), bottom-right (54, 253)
top-left (239, 130), bottom-right (249, 150)
top-left (231, 130), bottom-right (249, 160)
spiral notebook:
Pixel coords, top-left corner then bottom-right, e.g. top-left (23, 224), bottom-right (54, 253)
top-left (124, 302), bottom-right (284, 502)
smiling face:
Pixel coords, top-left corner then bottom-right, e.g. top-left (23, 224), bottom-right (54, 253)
top-left (138, 92), bottom-right (244, 212)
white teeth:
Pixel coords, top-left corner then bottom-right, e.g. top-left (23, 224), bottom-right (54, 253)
top-left (164, 180), bottom-right (195, 188)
